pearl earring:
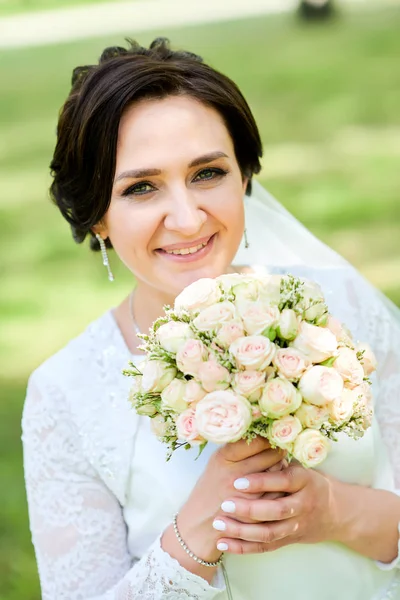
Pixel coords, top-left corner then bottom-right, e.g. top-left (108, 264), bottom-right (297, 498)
top-left (95, 234), bottom-right (114, 281)
top-left (244, 228), bottom-right (250, 249)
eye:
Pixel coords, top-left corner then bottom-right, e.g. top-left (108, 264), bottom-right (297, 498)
top-left (193, 167), bottom-right (228, 182)
top-left (121, 181), bottom-right (155, 197)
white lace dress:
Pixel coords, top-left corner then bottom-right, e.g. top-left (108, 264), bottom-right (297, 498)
top-left (22, 266), bottom-right (400, 599)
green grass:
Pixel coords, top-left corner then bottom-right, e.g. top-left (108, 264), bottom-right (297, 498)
top-left (1, 7), bottom-right (400, 598)
top-left (0, 0), bottom-right (130, 17)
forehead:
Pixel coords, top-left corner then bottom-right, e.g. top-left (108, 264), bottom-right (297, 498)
top-left (116, 95), bottom-right (234, 168)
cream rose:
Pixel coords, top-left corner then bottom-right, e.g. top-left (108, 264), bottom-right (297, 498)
top-left (193, 301), bottom-right (237, 334)
top-left (259, 377), bottom-right (302, 418)
top-left (353, 382), bottom-right (374, 428)
top-left (327, 316), bottom-right (354, 347)
top-left (297, 279), bottom-right (327, 322)
top-left (258, 275), bottom-right (282, 306)
top-left (156, 321), bottom-right (194, 354)
top-left (128, 375), bottom-right (143, 404)
top-left (291, 321), bottom-right (338, 363)
top-left (216, 273), bottom-right (252, 293)
top-left (356, 342), bottom-right (378, 376)
top-left (333, 347), bottom-right (364, 389)
top-left (197, 360), bottom-right (231, 393)
top-left (176, 339), bottom-right (208, 377)
top-left (176, 408), bottom-right (205, 445)
top-left (136, 402), bottom-right (158, 417)
top-left (195, 391), bottom-right (252, 444)
top-left (174, 278), bottom-right (222, 315)
top-left (141, 360), bottom-right (177, 393)
top-left (293, 429), bottom-right (330, 468)
top-left (230, 335), bottom-right (276, 371)
top-left (233, 280), bottom-right (261, 313)
top-left (298, 365), bottom-right (344, 407)
top-left (273, 348), bottom-right (309, 381)
top-left (240, 304), bottom-right (280, 336)
top-left (268, 415), bottom-right (303, 450)
top-left (233, 370), bottom-right (266, 400)
top-left (329, 388), bottom-right (356, 426)
top-left (251, 404), bottom-right (263, 420)
top-left (150, 414), bottom-right (169, 439)
top-left (295, 403), bottom-right (330, 429)
top-left (216, 321), bottom-right (245, 348)
top-left (276, 309), bottom-right (299, 341)
top-left (183, 380), bottom-right (207, 405)
top-left (161, 379), bottom-right (188, 413)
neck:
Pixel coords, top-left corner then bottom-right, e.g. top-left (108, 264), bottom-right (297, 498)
top-left (133, 280), bottom-right (176, 334)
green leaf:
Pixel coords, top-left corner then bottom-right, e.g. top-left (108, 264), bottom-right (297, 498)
top-left (195, 441), bottom-right (208, 460)
top-left (320, 356), bottom-right (337, 367)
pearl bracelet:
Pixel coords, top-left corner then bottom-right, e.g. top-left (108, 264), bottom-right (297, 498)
top-left (173, 514), bottom-right (224, 568)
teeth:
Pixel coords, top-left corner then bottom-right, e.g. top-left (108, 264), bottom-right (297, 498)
top-left (165, 241), bottom-right (208, 255)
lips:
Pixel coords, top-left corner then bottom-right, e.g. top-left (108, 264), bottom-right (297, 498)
top-left (156, 233), bottom-right (217, 262)
top-left (157, 234), bottom-right (214, 253)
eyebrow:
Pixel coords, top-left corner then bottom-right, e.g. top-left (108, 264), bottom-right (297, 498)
top-left (114, 151), bottom-right (229, 183)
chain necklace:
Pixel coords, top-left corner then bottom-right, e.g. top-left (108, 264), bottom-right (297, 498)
top-left (129, 290), bottom-right (142, 337)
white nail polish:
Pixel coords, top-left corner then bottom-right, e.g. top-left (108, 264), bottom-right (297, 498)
top-left (221, 501), bottom-right (236, 513)
top-left (213, 519), bottom-right (226, 531)
top-left (234, 477), bottom-right (249, 490)
top-left (217, 542), bottom-right (229, 551)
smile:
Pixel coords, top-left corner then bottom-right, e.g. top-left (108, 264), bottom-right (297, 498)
top-left (156, 234), bottom-right (216, 262)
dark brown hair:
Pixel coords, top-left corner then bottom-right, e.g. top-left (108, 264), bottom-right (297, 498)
top-left (50, 38), bottom-right (263, 250)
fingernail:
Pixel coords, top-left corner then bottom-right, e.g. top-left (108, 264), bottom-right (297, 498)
top-left (234, 477), bottom-right (249, 490)
top-left (221, 501), bottom-right (236, 513)
top-left (217, 542), bottom-right (229, 551)
top-left (213, 519), bottom-right (226, 531)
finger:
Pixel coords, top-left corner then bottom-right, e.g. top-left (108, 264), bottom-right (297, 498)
top-left (216, 538), bottom-right (290, 555)
top-left (242, 447), bottom-right (287, 475)
top-left (221, 436), bottom-right (271, 462)
top-left (233, 464), bottom-right (308, 494)
top-left (220, 494), bottom-right (302, 522)
top-left (213, 516), bottom-right (300, 544)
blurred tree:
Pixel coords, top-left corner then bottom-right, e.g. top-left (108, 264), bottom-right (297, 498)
top-left (298, 0), bottom-right (336, 20)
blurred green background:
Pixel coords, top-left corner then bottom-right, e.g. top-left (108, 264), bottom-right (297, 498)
top-left (1, 3), bottom-right (400, 598)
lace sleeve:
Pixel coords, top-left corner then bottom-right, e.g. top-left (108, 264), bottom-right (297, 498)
top-left (22, 374), bottom-right (224, 600)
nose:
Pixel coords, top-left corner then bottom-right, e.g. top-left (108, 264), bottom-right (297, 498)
top-left (163, 189), bottom-right (207, 236)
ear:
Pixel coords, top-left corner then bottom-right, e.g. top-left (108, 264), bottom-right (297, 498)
top-left (242, 176), bottom-right (249, 195)
top-left (92, 221), bottom-right (108, 239)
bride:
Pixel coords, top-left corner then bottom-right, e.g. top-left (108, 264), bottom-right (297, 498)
top-left (22, 38), bottom-right (400, 599)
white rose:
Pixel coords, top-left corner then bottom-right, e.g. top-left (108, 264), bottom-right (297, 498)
top-left (233, 370), bottom-right (266, 401)
top-left (176, 339), bottom-right (208, 377)
top-left (156, 321), bottom-right (194, 354)
top-left (333, 347), bottom-right (364, 389)
top-left (142, 360), bottom-right (177, 393)
top-left (216, 321), bottom-right (245, 348)
top-left (291, 321), bottom-right (338, 363)
top-left (136, 403), bottom-right (158, 416)
top-left (293, 429), bottom-right (330, 468)
top-left (216, 273), bottom-right (252, 293)
top-left (233, 280), bottom-right (261, 313)
top-left (193, 301), bottom-right (237, 334)
top-left (356, 342), bottom-right (378, 376)
top-left (295, 403), bottom-right (330, 429)
top-left (240, 303), bottom-right (280, 336)
top-left (183, 380), bottom-right (207, 405)
top-left (128, 375), bottom-right (143, 405)
top-left (230, 335), bottom-right (276, 371)
top-left (174, 278), bottom-right (222, 315)
top-left (161, 379), bottom-right (188, 413)
top-left (150, 414), bottom-right (169, 439)
top-left (197, 360), bottom-right (231, 393)
top-left (176, 408), bottom-right (205, 445)
top-left (326, 316), bottom-right (354, 346)
top-left (329, 388), bottom-right (356, 426)
top-left (258, 275), bottom-right (282, 305)
top-left (295, 279), bottom-right (328, 322)
top-left (353, 382), bottom-right (374, 428)
top-left (259, 377), bottom-right (302, 418)
top-left (268, 415), bottom-right (303, 450)
top-left (299, 365), bottom-right (344, 407)
top-left (276, 309), bottom-right (299, 341)
top-left (195, 391), bottom-right (252, 444)
top-left (273, 348), bottom-right (309, 381)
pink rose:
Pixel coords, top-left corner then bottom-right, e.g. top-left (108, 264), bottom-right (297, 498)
top-left (273, 348), bottom-right (309, 381)
top-left (176, 408), bottom-right (205, 446)
top-left (183, 380), bottom-right (207, 405)
top-left (193, 301), bottom-right (237, 334)
top-left (233, 370), bottom-right (266, 401)
top-left (216, 321), bottom-right (245, 348)
top-left (333, 347), bottom-right (364, 389)
top-left (230, 335), bottom-right (276, 371)
top-left (327, 316), bottom-right (354, 347)
top-left (298, 366), bottom-right (344, 407)
top-left (293, 429), bottom-right (330, 468)
top-left (176, 339), bottom-right (208, 377)
top-left (295, 403), bottom-right (330, 429)
top-left (356, 343), bottom-right (378, 376)
top-left (174, 278), bottom-right (222, 315)
top-left (268, 415), bottom-right (303, 450)
top-left (259, 377), bottom-right (302, 418)
top-left (197, 360), bottom-right (231, 393)
top-left (291, 321), bottom-right (337, 363)
top-left (195, 391), bottom-right (252, 444)
top-left (329, 388), bottom-right (356, 426)
top-left (251, 404), bottom-right (263, 420)
top-left (240, 304), bottom-right (280, 336)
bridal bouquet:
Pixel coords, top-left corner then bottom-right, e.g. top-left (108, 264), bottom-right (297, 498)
top-left (124, 273), bottom-right (376, 468)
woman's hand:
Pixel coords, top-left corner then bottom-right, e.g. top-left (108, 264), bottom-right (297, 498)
top-left (213, 462), bottom-right (337, 554)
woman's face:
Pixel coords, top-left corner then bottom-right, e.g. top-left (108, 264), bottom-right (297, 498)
top-left (99, 95), bottom-right (247, 298)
